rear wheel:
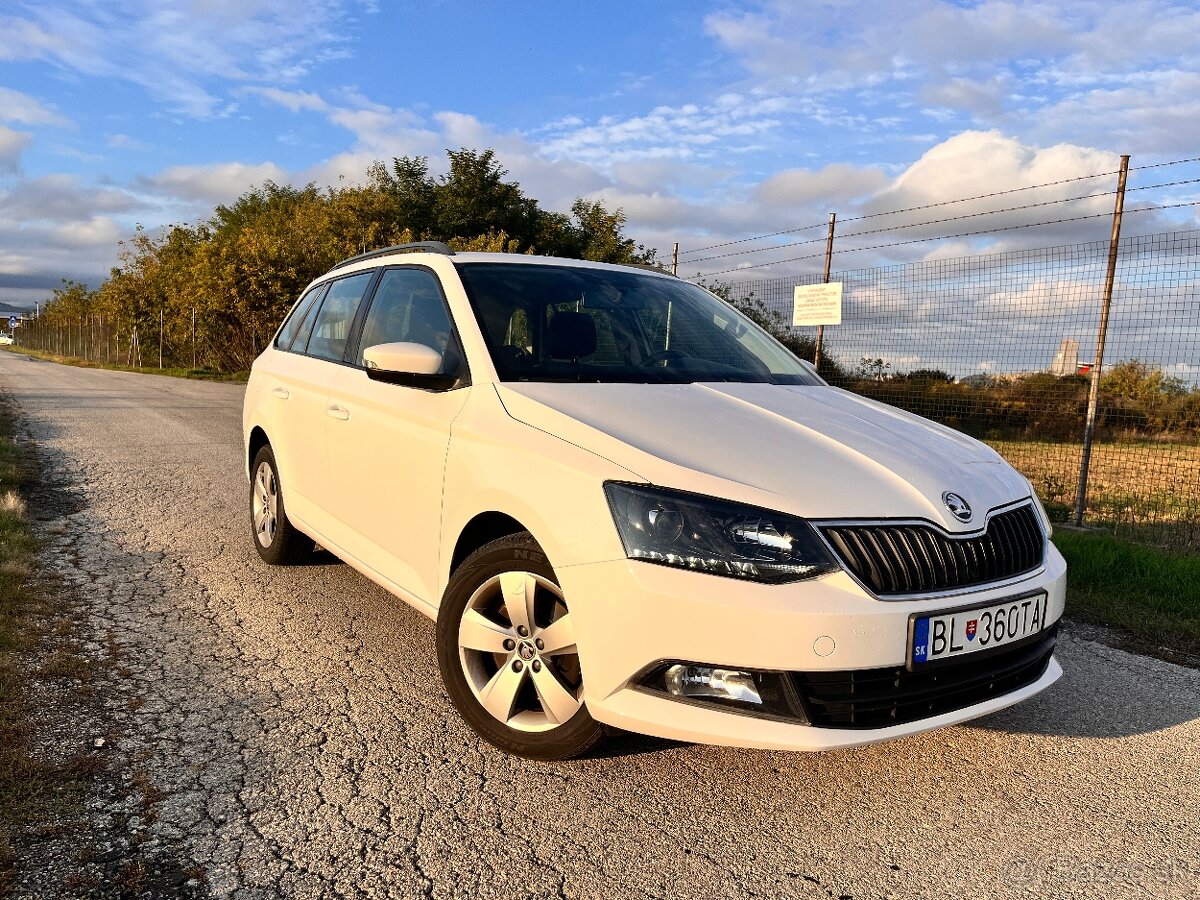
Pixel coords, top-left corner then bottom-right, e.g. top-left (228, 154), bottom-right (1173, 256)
top-left (250, 445), bottom-right (312, 565)
top-left (437, 532), bottom-right (605, 759)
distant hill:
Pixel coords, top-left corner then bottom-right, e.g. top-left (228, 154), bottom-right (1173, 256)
top-left (0, 302), bottom-right (30, 316)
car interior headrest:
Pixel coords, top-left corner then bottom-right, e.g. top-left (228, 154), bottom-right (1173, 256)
top-left (545, 311), bottom-right (597, 360)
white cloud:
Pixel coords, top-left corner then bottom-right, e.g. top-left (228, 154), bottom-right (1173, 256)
top-left (681, 131), bottom-right (1174, 278)
top-left (702, 1), bottom-right (1200, 159)
top-left (873, 130), bottom-right (1116, 209)
top-left (53, 215), bottom-right (123, 249)
top-left (137, 162), bottom-right (290, 205)
top-left (0, 87), bottom-right (69, 126)
top-left (919, 76), bottom-right (1012, 120)
top-left (0, 176), bottom-right (145, 294)
top-left (0, 14), bottom-right (68, 61)
top-left (243, 87), bottom-right (331, 114)
top-left (0, 175), bottom-right (142, 222)
top-left (536, 95), bottom-right (791, 167)
top-left (982, 277), bottom-right (1103, 315)
top-left (756, 163), bottom-right (889, 208)
top-left (0, 127), bottom-right (32, 172)
top-left (1, 1), bottom-right (369, 117)
top-left (1029, 70), bottom-right (1200, 153)
top-left (105, 133), bottom-right (153, 151)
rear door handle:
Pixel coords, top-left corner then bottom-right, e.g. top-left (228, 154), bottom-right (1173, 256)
top-left (326, 403), bottom-right (350, 421)
top-left (271, 387), bottom-right (290, 399)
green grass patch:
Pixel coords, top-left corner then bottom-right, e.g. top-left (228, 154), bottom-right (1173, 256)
top-left (2, 345), bottom-right (248, 383)
top-left (1055, 528), bottom-right (1200, 659)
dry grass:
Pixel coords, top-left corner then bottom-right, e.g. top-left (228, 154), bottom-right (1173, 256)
top-left (991, 438), bottom-right (1200, 549)
top-left (0, 396), bottom-right (98, 892)
top-left (0, 491), bottom-right (25, 517)
top-left (0, 403), bottom-right (40, 890)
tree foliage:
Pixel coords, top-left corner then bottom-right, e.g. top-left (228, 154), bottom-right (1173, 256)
top-left (33, 148), bottom-right (656, 371)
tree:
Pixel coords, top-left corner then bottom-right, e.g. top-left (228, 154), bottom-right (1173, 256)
top-left (434, 148), bottom-right (540, 244)
top-left (33, 147), bottom-right (656, 372)
top-left (856, 357), bottom-right (891, 380)
top-left (902, 369), bottom-right (954, 383)
top-left (1101, 359), bottom-right (1188, 401)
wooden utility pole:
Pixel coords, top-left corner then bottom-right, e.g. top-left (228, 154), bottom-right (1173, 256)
top-left (1073, 154), bottom-right (1130, 526)
top-left (815, 212), bottom-right (837, 370)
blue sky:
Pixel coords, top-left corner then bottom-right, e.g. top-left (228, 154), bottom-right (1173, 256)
top-left (2, 0), bottom-right (1200, 305)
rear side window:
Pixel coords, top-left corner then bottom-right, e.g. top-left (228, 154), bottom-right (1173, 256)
top-left (303, 272), bottom-right (375, 362)
top-left (275, 284), bottom-right (327, 351)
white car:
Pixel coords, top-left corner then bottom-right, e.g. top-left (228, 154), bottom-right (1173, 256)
top-left (0, 334), bottom-right (13, 345)
top-left (243, 243), bottom-right (1065, 759)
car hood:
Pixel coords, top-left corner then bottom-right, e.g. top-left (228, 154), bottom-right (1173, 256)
top-left (494, 381), bottom-right (1030, 530)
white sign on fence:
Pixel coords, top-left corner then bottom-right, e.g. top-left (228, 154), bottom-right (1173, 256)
top-left (792, 282), bottom-right (843, 326)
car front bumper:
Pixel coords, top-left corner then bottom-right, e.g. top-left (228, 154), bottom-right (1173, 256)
top-left (558, 544), bottom-right (1067, 751)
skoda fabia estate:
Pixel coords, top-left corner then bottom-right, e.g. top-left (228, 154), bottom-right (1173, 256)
top-left (243, 242), bottom-right (1065, 759)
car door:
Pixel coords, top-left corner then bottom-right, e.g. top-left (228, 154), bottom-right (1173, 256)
top-left (268, 270), bottom-right (377, 531)
top-left (324, 266), bottom-right (471, 605)
top-left (253, 281), bottom-right (331, 524)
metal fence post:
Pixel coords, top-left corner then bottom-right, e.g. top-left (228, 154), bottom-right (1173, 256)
top-left (815, 212), bottom-right (837, 369)
top-left (671, 242), bottom-right (679, 277)
top-left (159, 309), bottom-right (164, 369)
top-left (192, 306), bottom-right (197, 369)
top-left (1073, 154), bottom-right (1131, 527)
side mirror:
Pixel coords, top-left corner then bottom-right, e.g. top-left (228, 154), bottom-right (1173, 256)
top-left (798, 359), bottom-right (828, 385)
top-left (362, 342), bottom-right (458, 390)
top-left (363, 341), bottom-right (443, 375)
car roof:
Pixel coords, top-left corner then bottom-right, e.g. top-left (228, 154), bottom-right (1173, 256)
top-left (324, 247), bottom-right (674, 281)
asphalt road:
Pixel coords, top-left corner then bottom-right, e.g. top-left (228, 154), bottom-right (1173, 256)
top-left (4, 352), bottom-right (1200, 900)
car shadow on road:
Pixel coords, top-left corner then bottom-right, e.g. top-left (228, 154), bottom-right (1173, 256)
top-left (583, 732), bottom-right (691, 760)
top-left (971, 632), bottom-right (1200, 740)
top-left (293, 546), bottom-right (348, 567)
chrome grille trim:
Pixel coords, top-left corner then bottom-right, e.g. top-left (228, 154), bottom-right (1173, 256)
top-left (821, 502), bottom-right (1046, 598)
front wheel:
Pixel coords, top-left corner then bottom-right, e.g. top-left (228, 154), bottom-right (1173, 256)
top-left (436, 532), bottom-right (605, 759)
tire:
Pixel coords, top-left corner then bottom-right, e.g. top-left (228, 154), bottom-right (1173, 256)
top-left (249, 444), bottom-right (312, 565)
top-left (437, 532), bottom-right (606, 760)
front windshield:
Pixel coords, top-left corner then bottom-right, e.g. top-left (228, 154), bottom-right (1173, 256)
top-left (456, 262), bottom-right (824, 385)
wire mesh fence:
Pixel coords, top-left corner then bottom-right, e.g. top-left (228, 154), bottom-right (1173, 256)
top-left (710, 228), bottom-right (1200, 551)
top-left (12, 308), bottom-right (257, 373)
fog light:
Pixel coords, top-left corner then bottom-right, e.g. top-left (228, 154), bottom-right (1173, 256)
top-left (664, 664), bottom-right (762, 705)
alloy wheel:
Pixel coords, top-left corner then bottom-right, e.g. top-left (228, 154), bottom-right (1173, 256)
top-left (457, 570), bottom-right (582, 732)
top-left (252, 460), bottom-right (278, 549)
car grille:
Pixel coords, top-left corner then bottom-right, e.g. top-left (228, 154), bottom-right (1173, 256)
top-left (792, 626), bottom-right (1058, 729)
top-left (821, 503), bottom-right (1045, 597)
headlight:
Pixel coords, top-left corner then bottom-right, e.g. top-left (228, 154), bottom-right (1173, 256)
top-left (1027, 481), bottom-right (1054, 538)
top-left (604, 483), bottom-right (839, 584)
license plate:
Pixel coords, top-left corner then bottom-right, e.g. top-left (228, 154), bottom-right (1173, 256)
top-left (909, 592), bottom-right (1049, 666)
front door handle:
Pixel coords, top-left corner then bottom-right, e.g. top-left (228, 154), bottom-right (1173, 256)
top-left (326, 403), bottom-right (350, 421)
top-left (271, 387), bottom-right (290, 399)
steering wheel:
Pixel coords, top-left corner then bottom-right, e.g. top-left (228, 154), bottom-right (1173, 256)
top-left (498, 345), bottom-right (533, 368)
top-left (641, 349), bottom-right (690, 367)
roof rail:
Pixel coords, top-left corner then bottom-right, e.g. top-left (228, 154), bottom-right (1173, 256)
top-left (327, 241), bottom-right (455, 272)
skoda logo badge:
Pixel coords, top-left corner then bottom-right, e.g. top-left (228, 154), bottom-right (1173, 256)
top-left (942, 492), bottom-right (972, 522)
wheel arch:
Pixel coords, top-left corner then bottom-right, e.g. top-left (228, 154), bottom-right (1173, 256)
top-left (449, 511), bottom-right (535, 578)
top-left (247, 425), bottom-right (270, 476)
